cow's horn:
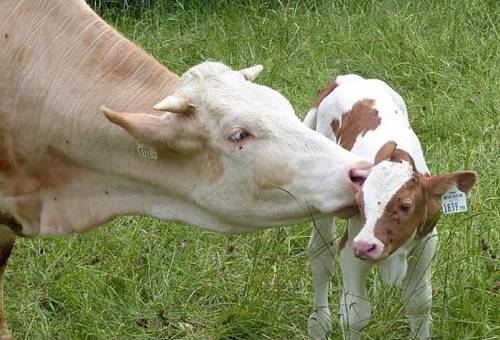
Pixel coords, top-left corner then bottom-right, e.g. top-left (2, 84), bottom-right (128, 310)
top-left (239, 64), bottom-right (263, 81)
top-left (153, 92), bottom-right (190, 113)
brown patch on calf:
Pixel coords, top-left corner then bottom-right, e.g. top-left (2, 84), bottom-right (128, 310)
top-left (417, 171), bottom-right (477, 237)
top-left (375, 142), bottom-right (417, 170)
top-left (374, 141), bottom-right (397, 164)
top-left (417, 189), bottom-right (441, 238)
top-left (331, 99), bottom-right (381, 151)
top-left (390, 149), bottom-right (417, 171)
top-left (312, 79), bottom-right (339, 108)
top-left (422, 171), bottom-right (477, 197)
top-left (330, 119), bottom-right (340, 137)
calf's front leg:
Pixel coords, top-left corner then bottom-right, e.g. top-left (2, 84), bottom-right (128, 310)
top-left (0, 224), bottom-right (15, 340)
top-left (339, 217), bottom-right (372, 340)
top-left (307, 218), bottom-right (336, 339)
top-left (403, 230), bottom-right (438, 339)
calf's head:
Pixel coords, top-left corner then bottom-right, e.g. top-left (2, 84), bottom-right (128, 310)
top-left (101, 61), bottom-right (368, 231)
top-left (350, 141), bottom-right (476, 260)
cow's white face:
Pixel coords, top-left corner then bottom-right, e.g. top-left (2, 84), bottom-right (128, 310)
top-left (102, 61), bottom-right (369, 232)
top-left (350, 141), bottom-right (477, 260)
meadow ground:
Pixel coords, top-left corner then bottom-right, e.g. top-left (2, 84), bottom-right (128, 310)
top-left (6, 0), bottom-right (499, 339)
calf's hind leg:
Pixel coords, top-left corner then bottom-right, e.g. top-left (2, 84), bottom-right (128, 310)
top-left (0, 224), bottom-right (15, 340)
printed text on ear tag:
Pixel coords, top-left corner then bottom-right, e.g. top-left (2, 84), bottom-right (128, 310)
top-left (441, 188), bottom-right (467, 214)
top-left (137, 141), bottom-right (158, 160)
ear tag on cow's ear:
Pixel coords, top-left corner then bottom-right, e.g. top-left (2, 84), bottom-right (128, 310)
top-left (441, 187), bottom-right (467, 214)
top-left (136, 141), bottom-right (158, 160)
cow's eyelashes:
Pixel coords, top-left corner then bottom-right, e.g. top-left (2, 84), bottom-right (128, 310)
top-left (228, 129), bottom-right (251, 143)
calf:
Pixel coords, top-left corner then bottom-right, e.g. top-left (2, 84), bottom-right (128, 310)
top-left (305, 74), bottom-right (476, 339)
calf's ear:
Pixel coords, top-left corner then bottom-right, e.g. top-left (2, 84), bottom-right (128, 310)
top-left (374, 141), bottom-right (397, 164)
top-left (100, 105), bottom-right (206, 153)
top-left (423, 171), bottom-right (477, 197)
top-left (374, 141), bottom-right (417, 170)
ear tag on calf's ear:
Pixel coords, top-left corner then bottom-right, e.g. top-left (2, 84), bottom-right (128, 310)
top-left (136, 141), bottom-right (158, 160)
top-left (441, 186), bottom-right (467, 214)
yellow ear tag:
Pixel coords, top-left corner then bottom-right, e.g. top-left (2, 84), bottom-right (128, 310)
top-left (136, 141), bottom-right (158, 160)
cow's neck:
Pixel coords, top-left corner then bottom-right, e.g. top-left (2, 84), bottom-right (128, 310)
top-left (0, 0), bottom-right (218, 236)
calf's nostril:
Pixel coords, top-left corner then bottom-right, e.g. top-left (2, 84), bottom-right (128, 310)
top-left (366, 243), bottom-right (376, 253)
top-left (353, 241), bottom-right (378, 258)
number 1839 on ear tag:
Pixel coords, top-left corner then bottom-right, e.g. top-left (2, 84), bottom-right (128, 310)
top-left (441, 188), bottom-right (467, 214)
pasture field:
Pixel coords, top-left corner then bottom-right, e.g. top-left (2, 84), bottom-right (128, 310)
top-left (6, 0), bottom-right (499, 339)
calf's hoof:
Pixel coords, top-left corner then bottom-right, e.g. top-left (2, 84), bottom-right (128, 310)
top-left (307, 309), bottom-right (331, 339)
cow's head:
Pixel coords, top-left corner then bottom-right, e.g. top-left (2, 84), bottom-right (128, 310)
top-left (350, 141), bottom-right (476, 260)
top-left (101, 61), bottom-right (369, 232)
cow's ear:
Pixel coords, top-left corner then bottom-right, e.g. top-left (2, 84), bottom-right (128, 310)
top-left (422, 171), bottom-right (477, 197)
top-left (100, 106), bottom-right (206, 153)
top-left (239, 65), bottom-right (263, 81)
top-left (374, 141), bottom-right (397, 164)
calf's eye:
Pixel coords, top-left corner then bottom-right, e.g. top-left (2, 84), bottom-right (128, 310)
top-left (400, 203), bottom-right (411, 212)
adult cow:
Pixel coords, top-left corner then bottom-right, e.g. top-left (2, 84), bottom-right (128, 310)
top-left (0, 0), bottom-right (368, 337)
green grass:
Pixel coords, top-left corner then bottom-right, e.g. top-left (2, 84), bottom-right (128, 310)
top-left (6, 0), bottom-right (499, 338)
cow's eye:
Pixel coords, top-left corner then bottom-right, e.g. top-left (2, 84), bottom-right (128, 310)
top-left (400, 203), bottom-right (412, 213)
top-left (229, 129), bottom-right (250, 143)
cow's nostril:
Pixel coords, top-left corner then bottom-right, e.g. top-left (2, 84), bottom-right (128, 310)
top-left (348, 166), bottom-right (371, 188)
top-left (349, 169), bottom-right (365, 186)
